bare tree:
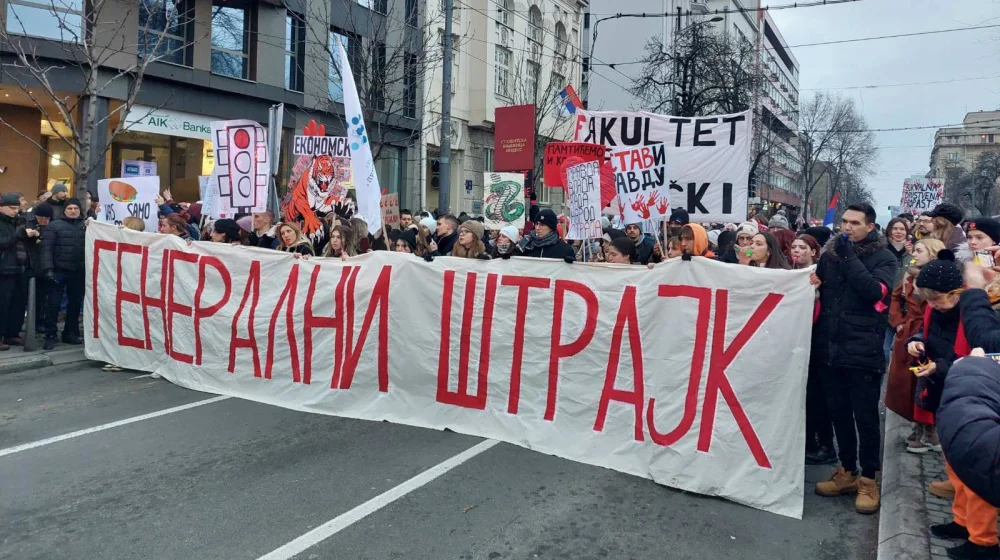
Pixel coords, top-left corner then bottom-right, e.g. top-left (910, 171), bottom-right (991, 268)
top-left (0, 0), bottom-right (193, 192)
top-left (293, 0), bottom-right (443, 164)
top-left (947, 151), bottom-right (1000, 216)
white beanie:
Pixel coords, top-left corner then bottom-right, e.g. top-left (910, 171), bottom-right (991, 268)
top-left (736, 221), bottom-right (759, 237)
top-left (499, 225), bottom-right (520, 244)
top-left (419, 217), bottom-right (436, 231)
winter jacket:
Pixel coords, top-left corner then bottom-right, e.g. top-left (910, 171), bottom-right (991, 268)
top-left (885, 273), bottom-right (926, 420)
top-left (815, 232), bottom-right (899, 370)
top-left (41, 215), bottom-right (87, 273)
top-left (278, 242), bottom-right (314, 256)
top-left (250, 229), bottom-right (280, 250)
top-left (517, 237), bottom-right (577, 261)
top-left (937, 356), bottom-right (1000, 508)
top-left (906, 305), bottom-right (966, 413)
top-left (0, 211), bottom-right (27, 276)
top-left (886, 241), bottom-right (910, 288)
top-left (47, 198), bottom-right (66, 220)
top-left (959, 288), bottom-right (1000, 353)
top-left (434, 232), bottom-right (457, 257)
top-left (682, 223), bottom-right (716, 259)
top-left (22, 212), bottom-right (46, 277)
top-left (632, 235), bottom-right (659, 265)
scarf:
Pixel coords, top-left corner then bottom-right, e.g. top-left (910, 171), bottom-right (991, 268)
top-left (518, 230), bottom-right (560, 253)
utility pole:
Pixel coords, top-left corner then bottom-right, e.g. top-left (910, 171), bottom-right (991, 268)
top-left (439, 0), bottom-right (454, 214)
top-left (671, 6), bottom-right (680, 115)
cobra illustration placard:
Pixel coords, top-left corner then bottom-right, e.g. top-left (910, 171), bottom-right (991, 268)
top-left (483, 172), bottom-right (526, 230)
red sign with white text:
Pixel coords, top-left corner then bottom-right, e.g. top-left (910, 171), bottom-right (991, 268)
top-left (494, 104), bottom-right (536, 172)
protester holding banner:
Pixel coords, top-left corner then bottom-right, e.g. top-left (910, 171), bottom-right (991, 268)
top-left (814, 203), bottom-right (898, 514)
top-left (603, 237), bottom-right (636, 264)
top-left (323, 225), bottom-right (356, 259)
top-left (160, 214), bottom-right (193, 241)
top-left (624, 223), bottom-right (658, 265)
top-left (450, 220), bottom-right (491, 260)
top-left (40, 197), bottom-right (86, 350)
top-left (515, 209), bottom-right (575, 262)
top-left (276, 222), bottom-right (314, 257)
top-left (737, 233), bottom-right (789, 269)
top-left (210, 219), bottom-right (243, 245)
top-left (679, 224), bottom-right (715, 259)
top-left (491, 226), bottom-right (519, 259)
top-left (394, 229), bottom-right (417, 254)
top-left (929, 203), bottom-right (966, 251)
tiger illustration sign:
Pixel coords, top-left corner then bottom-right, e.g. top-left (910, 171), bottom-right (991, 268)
top-left (281, 120), bottom-right (353, 237)
top-left (483, 172), bottom-right (526, 230)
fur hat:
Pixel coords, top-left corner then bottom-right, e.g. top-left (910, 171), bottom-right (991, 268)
top-left (916, 249), bottom-right (964, 293)
top-left (967, 217), bottom-right (1000, 245)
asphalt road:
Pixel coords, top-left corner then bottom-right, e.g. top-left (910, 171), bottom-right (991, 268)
top-left (0, 361), bottom-right (878, 560)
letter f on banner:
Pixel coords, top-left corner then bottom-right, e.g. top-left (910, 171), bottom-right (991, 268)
top-left (338, 41), bottom-right (382, 235)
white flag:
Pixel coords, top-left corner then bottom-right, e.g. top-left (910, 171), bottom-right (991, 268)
top-left (338, 41), bottom-right (382, 234)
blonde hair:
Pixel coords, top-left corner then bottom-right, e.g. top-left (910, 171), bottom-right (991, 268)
top-left (277, 222), bottom-right (308, 250)
top-left (121, 217), bottom-right (145, 231)
top-left (324, 224), bottom-right (357, 257)
top-left (916, 238), bottom-right (945, 259)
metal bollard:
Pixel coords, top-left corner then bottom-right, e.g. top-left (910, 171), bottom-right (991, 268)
top-left (24, 277), bottom-right (37, 352)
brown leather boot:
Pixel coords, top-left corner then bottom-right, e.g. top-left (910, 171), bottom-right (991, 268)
top-left (855, 477), bottom-right (880, 514)
top-left (929, 479), bottom-right (956, 500)
top-left (815, 467), bottom-right (859, 497)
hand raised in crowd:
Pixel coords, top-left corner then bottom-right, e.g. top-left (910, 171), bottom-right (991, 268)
top-left (25, 228), bottom-right (39, 238)
top-left (912, 361), bottom-right (937, 378)
top-left (737, 246), bottom-right (752, 265)
top-left (428, 240), bottom-right (438, 253)
top-left (904, 239), bottom-right (913, 255)
top-left (965, 261), bottom-right (990, 290)
top-left (294, 253), bottom-right (309, 260)
top-left (907, 340), bottom-right (926, 358)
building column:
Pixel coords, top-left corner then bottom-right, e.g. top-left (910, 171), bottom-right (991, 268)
top-left (77, 95), bottom-right (109, 195)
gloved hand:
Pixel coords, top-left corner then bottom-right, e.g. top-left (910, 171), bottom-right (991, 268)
top-left (500, 252), bottom-right (511, 260)
top-left (563, 255), bottom-right (574, 264)
top-left (681, 252), bottom-right (692, 261)
top-left (423, 253), bottom-right (434, 262)
top-left (835, 234), bottom-right (855, 259)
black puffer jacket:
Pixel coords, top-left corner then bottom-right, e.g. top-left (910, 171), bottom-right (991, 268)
top-left (937, 356), bottom-right (1000, 508)
top-left (815, 232), bottom-right (899, 370)
top-left (0, 211), bottom-right (27, 276)
top-left (959, 289), bottom-right (1000, 352)
top-left (23, 213), bottom-right (47, 277)
top-left (41, 215), bottom-right (87, 273)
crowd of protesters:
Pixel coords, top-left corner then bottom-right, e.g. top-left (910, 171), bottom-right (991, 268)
top-left (1, 185), bottom-right (999, 558)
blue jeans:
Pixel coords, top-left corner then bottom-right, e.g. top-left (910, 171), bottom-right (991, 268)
top-left (883, 326), bottom-right (894, 368)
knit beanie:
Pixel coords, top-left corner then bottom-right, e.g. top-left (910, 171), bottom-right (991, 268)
top-left (236, 215), bottom-right (253, 233)
top-left (64, 198), bottom-right (81, 210)
top-left (460, 219), bottom-right (485, 240)
top-left (419, 217), bottom-right (437, 231)
top-left (967, 217), bottom-right (1000, 245)
top-left (930, 203), bottom-right (964, 226)
top-left (804, 226), bottom-right (833, 247)
top-left (916, 249), bottom-right (964, 293)
top-left (536, 208), bottom-right (558, 230)
top-left (768, 214), bottom-right (789, 229)
top-left (736, 221), bottom-right (759, 237)
top-left (397, 229), bottom-right (417, 251)
top-left (500, 225), bottom-right (520, 244)
top-left (33, 203), bottom-right (54, 218)
top-left (51, 183), bottom-right (68, 195)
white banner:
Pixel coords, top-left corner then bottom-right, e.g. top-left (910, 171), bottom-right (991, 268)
top-left (96, 177), bottom-right (159, 232)
top-left (566, 161), bottom-right (602, 240)
top-left (484, 172), bottom-right (526, 230)
top-left (900, 178), bottom-right (944, 215)
top-left (573, 110), bottom-right (752, 222)
top-left (83, 221), bottom-right (813, 519)
top-left (209, 119), bottom-right (270, 215)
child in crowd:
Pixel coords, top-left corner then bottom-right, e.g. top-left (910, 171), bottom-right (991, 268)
top-left (666, 237), bottom-right (682, 259)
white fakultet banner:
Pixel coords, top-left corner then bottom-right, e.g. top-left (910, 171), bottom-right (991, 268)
top-left (573, 109), bottom-right (752, 222)
top-left (84, 221), bottom-right (813, 518)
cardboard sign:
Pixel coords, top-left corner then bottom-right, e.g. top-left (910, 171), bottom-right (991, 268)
top-left (208, 119), bottom-right (270, 214)
top-left (483, 172), bottom-right (526, 230)
top-left (95, 176), bottom-right (159, 232)
top-left (380, 193), bottom-right (399, 228)
top-left (84, 220), bottom-right (815, 519)
top-left (900, 178), bottom-right (944, 215)
top-left (565, 161), bottom-right (602, 239)
top-left (543, 142), bottom-right (606, 189)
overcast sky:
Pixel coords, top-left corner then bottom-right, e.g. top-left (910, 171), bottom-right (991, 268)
top-left (770, 0), bottom-right (1000, 223)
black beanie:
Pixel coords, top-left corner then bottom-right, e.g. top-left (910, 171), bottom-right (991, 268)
top-left (33, 203), bottom-right (54, 219)
top-left (804, 226), bottom-right (833, 247)
top-left (916, 249), bottom-right (964, 293)
top-left (64, 197), bottom-right (82, 210)
top-left (397, 229), bottom-right (417, 251)
top-left (536, 208), bottom-right (558, 230)
top-left (967, 217), bottom-right (1000, 245)
top-left (930, 203), bottom-right (963, 226)
top-left (669, 207), bottom-right (690, 226)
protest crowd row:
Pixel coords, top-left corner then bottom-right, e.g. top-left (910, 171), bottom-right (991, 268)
top-left (2, 183), bottom-right (999, 558)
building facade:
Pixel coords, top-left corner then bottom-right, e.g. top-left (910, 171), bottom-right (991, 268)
top-left (0, 0), bottom-right (422, 206)
top-left (419, 0), bottom-right (587, 215)
top-left (929, 110), bottom-right (1000, 181)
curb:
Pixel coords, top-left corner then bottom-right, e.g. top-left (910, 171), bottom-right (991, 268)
top-left (877, 409), bottom-right (931, 560)
top-left (0, 347), bottom-right (91, 375)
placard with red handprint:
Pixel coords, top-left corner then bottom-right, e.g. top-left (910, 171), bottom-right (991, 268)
top-left (607, 143), bottom-right (670, 228)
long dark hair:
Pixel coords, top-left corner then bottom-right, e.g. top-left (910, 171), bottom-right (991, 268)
top-left (756, 232), bottom-right (791, 269)
top-left (885, 217), bottom-right (910, 242)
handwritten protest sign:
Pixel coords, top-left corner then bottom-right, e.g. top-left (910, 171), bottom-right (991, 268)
top-left (900, 178), bottom-right (944, 215)
top-left (484, 173), bottom-right (526, 230)
top-left (608, 144), bottom-right (670, 228)
top-left (543, 142), bottom-right (606, 189)
top-left (380, 193), bottom-right (399, 228)
top-left (84, 220), bottom-right (814, 518)
top-left (566, 161), bottom-right (602, 239)
top-left (574, 110), bottom-right (751, 222)
top-left (96, 177), bottom-right (159, 232)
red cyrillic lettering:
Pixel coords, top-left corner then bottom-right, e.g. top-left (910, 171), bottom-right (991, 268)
top-left (336, 264), bottom-right (391, 391)
top-left (91, 239), bottom-right (116, 337)
top-left (594, 286), bottom-right (645, 441)
top-left (547, 280), bottom-right (598, 421)
top-left (647, 285), bottom-right (712, 446)
top-left (141, 248), bottom-right (168, 351)
top-left (437, 272), bottom-right (498, 409)
top-left (697, 290), bottom-right (782, 469)
top-left (500, 275), bottom-right (551, 414)
top-left (193, 256), bottom-right (231, 366)
top-left (165, 250), bottom-right (199, 364)
top-left (228, 260), bottom-right (262, 377)
top-left (264, 264), bottom-right (301, 380)
top-left (115, 243), bottom-right (144, 349)
top-left (303, 265), bottom-right (344, 385)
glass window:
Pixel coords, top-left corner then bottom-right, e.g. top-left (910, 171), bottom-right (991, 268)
top-left (550, 72), bottom-right (564, 95)
top-left (526, 61), bottom-right (540, 101)
top-left (139, 0), bottom-right (190, 65)
top-left (554, 22), bottom-right (567, 56)
top-left (375, 146), bottom-right (403, 194)
top-left (328, 31), bottom-right (349, 103)
top-left (285, 13), bottom-right (305, 91)
top-left (357, 0), bottom-right (386, 12)
top-left (5, 0), bottom-right (83, 42)
top-left (496, 0), bottom-right (510, 27)
top-left (406, 0), bottom-right (418, 27)
top-left (211, 2), bottom-right (251, 79)
top-left (528, 5), bottom-right (542, 44)
top-left (370, 42), bottom-right (387, 111)
top-left (404, 53), bottom-right (417, 118)
top-left (494, 47), bottom-right (510, 97)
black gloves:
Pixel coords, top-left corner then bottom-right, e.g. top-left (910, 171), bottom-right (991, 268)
top-left (681, 252), bottom-right (692, 261)
top-left (834, 234), bottom-right (855, 259)
top-left (563, 255), bottom-right (574, 264)
top-left (500, 252), bottom-right (511, 260)
top-left (423, 253), bottom-right (434, 262)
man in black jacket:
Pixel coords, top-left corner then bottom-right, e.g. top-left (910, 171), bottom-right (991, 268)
top-left (47, 183), bottom-right (69, 220)
top-left (515, 209), bottom-right (575, 262)
top-left (433, 214), bottom-right (459, 256)
top-left (814, 203), bottom-right (899, 514)
top-left (0, 193), bottom-right (34, 350)
top-left (25, 203), bottom-right (53, 334)
top-left (41, 198), bottom-right (87, 350)
top-left (624, 222), bottom-right (658, 265)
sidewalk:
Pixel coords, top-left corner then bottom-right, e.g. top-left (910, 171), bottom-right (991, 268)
top-left (0, 340), bottom-right (92, 375)
top-left (878, 410), bottom-right (999, 560)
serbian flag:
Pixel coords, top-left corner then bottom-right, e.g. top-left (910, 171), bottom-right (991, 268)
top-left (559, 85), bottom-right (583, 114)
top-left (823, 192), bottom-right (840, 228)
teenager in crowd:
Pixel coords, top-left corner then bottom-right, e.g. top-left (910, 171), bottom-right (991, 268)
top-left (415, 217), bottom-right (437, 258)
top-left (434, 215), bottom-right (459, 256)
top-left (666, 237), bottom-right (682, 259)
top-left (737, 232), bottom-right (789, 269)
top-left (679, 224), bottom-right (716, 259)
top-left (210, 219), bottom-right (242, 245)
top-left (394, 229), bottom-right (417, 254)
top-left (516, 209), bottom-right (575, 262)
top-left (349, 217), bottom-right (371, 254)
top-left (323, 224), bottom-right (356, 259)
top-left (276, 222), bottom-right (314, 256)
top-left (450, 220), bottom-right (491, 260)
top-left (719, 221), bottom-right (759, 263)
top-left (929, 203), bottom-right (966, 251)
top-left (603, 237), bottom-right (637, 264)
top-left (887, 238), bottom-right (945, 454)
top-left (624, 221), bottom-right (658, 265)
top-left (956, 218), bottom-right (1000, 265)
top-left (492, 226), bottom-right (519, 259)
top-left (161, 214), bottom-right (193, 241)
top-left (885, 218), bottom-right (911, 277)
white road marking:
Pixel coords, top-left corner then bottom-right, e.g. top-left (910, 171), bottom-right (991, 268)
top-left (0, 395), bottom-right (231, 458)
top-left (130, 374), bottom-right (154, 379)
top-left (256, 439), bottom-right (501, 560)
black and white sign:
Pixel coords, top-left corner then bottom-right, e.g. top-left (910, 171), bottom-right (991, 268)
top-left (292, 135), bottom-right (352, 157)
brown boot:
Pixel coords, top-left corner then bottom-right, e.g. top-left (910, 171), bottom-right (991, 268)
top-left (816, 467), bottom-right (859, 497)
top-left (929, 479), bottom-right (955, 500)
top-left (855, 477), bottom-right (880, 514)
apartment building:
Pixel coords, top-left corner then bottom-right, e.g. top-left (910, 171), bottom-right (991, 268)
top-left (0, 0), bottom-right (422, 206)
top-left (420, 0), bottom-right (587, 215)
top-left (929, 110), bottom-right (1000, 181)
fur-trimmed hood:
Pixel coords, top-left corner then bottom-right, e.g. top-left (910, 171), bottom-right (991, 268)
top-left (955, 242), bottom-right (975, 264)
top-left (821, 231), bottom-right (887, 262)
